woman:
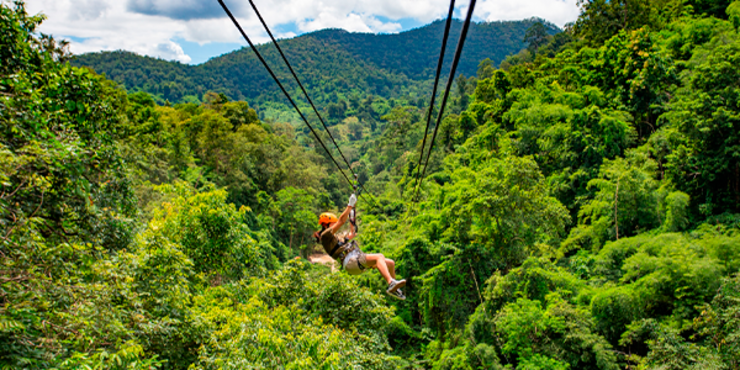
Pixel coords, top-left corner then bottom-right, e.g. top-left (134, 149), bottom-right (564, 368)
top-left (314, 193), bottom-right (406, 300)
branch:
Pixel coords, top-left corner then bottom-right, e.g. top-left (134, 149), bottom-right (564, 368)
top-left (42, 320), bottom-right (79, 335)
top-left (468, 259), bottom-right (485, 309)
top-left (1, 179), bottom-right (26, 199)
top-left (0, 275), bottom-right (29, 283)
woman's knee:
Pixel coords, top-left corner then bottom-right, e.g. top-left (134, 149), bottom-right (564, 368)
top-left (366, 253), bottom-right (385, 261)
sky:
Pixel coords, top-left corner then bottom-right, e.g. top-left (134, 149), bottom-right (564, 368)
top-left (23, 0), bottom-right (581, 65)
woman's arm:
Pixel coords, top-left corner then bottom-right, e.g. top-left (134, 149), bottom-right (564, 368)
top-left (329, 205), bottom-right (353, 235)
top-left (328, 194), bottom-right (357, 235)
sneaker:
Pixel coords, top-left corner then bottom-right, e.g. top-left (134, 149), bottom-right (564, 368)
top-left (386, 279), bottom-right (406, 294)
top-left (388, 288), bottom-right (406, 300)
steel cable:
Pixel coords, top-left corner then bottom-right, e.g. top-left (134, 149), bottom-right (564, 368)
top-left (413, 0), bottom-right (456, 196)
top-left (244, 0), bottom-right (379, 206)
top-left (216, 0), bottom-right (356, 193)
top-left (414, 0), bottom-right (477, 200)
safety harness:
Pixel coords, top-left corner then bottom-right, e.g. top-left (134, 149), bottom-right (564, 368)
top-left (328, 237), bottom-right (349, 260)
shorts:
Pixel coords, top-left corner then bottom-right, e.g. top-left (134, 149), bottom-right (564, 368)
top-left (342, 247), bottom-right (368, 275)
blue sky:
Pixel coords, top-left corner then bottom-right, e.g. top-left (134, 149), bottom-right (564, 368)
top-left (25, 0), bottom-right (580, 65)
top-left (174, 38), bottom-right (244, 65)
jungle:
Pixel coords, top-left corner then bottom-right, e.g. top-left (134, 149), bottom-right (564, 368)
top-left (2, 0), bottom-right (740, 369)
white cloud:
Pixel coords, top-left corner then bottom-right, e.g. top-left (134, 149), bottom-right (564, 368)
top-left (24, 0), bottom-right (581, 63)
top-left (25, 0), bottom-right (258, 62)
top-left (180, 18), bottom-right (244, 45)
top-left (69, 0), bottom-right (109, 21)
top-left (364, 15), bottom-right (403, 33)
top-left (151, 41), bottom-right (191, 63)
top-left (296, 12), bottom-right (402, 33)
top-left (476, 0), bottom-right (580, 27)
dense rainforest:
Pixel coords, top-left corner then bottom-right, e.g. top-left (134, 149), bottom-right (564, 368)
top-left (2, 0), bottom-right (740, 369)
top-left (70, 18), bottom-right (558, 122)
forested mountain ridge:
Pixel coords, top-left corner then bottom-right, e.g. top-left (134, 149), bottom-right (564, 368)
top-left (71, 18), bottom-right (558, 109)
top-left (4, 0), bottom-right (740, 369)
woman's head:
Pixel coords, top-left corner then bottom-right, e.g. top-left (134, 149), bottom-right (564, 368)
top-left (318, 212), bottom-right (338, 228)
top-left (315, 212), bottom-right (338, 242)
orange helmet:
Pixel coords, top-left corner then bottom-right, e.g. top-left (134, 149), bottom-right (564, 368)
top-left (318, 212), bottom-right (338, 226)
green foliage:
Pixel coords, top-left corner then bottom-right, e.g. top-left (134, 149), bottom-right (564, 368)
top-left (404, 157), bottom-right (570, 336)
top-left (483, 258), bottom-right (587, 313)
top-left (117, 84), bottom-right (330, 214)
top-left (730, 1), bottom-right (740, 30)
top-left (590, 286), bottom-right (641, 344)
top-left (662, 29), bottom-right (740, 214)
top-left (0, 3), bottom-right (150, 366)
top-left (152, 183), bottom-right (272, 281)
top-left (431, 157), bottom-right (570, 267)
top-left (270, 186), bottom-right (322, 254)
top-left (564, 150), bottom-right (661, 251)
top-left (692, 274), bottom-right (740, 368)
top-left (0, 3), bottom-right (399, 368)
top-left (391, 9), bottom-right (740, 367)
top-left (664, 190), bottom-right (690, 231)
top-left (189, 260), bottom-right (395, 369)
top-left (516, 354), bottom-right (570, 370)
top-left (590, 228), bottom-right (740, 329)
top-left (467, 294), bottom-right (618, 370)
top-left (620, 318), bottom-right (727, 369)
top-left (573, 0), bottom-right (689, 46)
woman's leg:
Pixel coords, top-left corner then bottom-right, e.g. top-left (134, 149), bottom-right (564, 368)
top-left (365, 253), bottom-right (392, 284)
top-left (386, 258), bottom-right (396, 279)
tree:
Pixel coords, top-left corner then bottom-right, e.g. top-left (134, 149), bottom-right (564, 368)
top-left (477, 58), bottom-right (496, 80)
top-left (729, 1), bottom-right (740, 31)
top-left (272, 187), bottom-right (318, 255)
top-left (564, 150), bottom-right (661, 251)
top-left (573, 0), bottom-right (665, 46)
top-left (326, 100), bottom-right (347, 121)
top-left (663, 41), bottom-right (740, 214)
top-left (154, 184), bottom-right (273, 280)
top-left (221, 100), bottom-right (259, 130)
top-left (687, 0), bottom-right (734, 18)
top-left (347, 117), bottom-right (364, 141)
top-left (524, 22), bottom-right (549, 53)
top-left (455, 74), bottom-right (471, 112)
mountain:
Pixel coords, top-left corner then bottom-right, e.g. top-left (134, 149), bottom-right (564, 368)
top-left (72, 18), bottom-right (559, 109)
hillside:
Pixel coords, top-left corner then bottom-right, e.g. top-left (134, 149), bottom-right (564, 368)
top-left (72, 18), bottom-right (558, 109)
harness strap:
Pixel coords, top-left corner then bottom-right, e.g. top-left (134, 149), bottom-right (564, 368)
top-left (357, 256), bottom-right (367, 271)
top-left (328, 238), bottom-right (348, 259)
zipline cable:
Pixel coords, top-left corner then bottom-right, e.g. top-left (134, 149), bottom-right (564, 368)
top-left (413, 0), bottom-right (456, 198)
top-left (244, 0), bottom-right (379, 206)
top-left (413, 0), bottom-right (477, 200)
top-left (216, 0), bottom-right (357, 193)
